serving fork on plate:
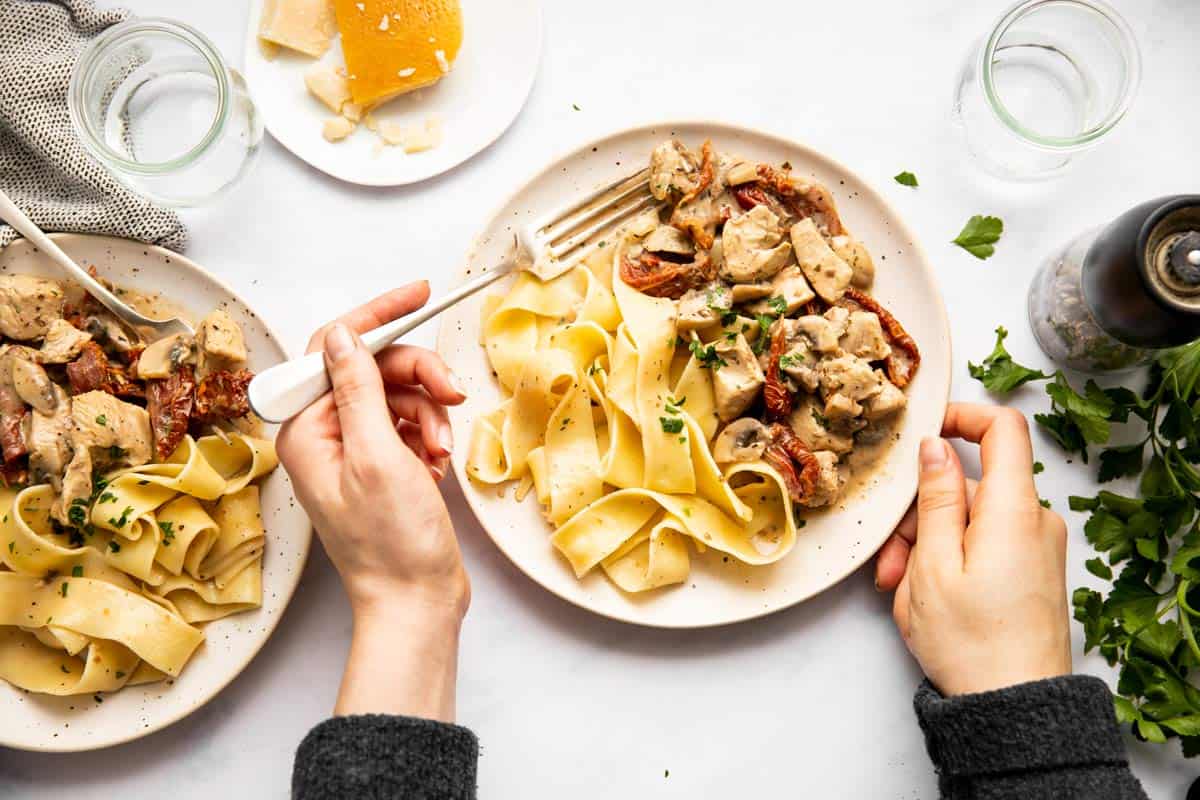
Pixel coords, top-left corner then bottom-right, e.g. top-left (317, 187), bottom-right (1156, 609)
top-left (248, 168), bottom-right (662, 423)
top-left (0, 188), bottom-right (194, 338)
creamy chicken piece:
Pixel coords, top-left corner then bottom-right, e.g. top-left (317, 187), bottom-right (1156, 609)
top-left (649, 140), bottom-right (700, 201)
top-left (720, 206), bottom-right (793, 283)
top-left (863, 378), bottom-right (907, 421)
top-left (788, 396), bottom-right (854, 455)
top-left (711, 334), bottom-right (765, 421)
top-left (196, 309), bottom-right (248, 377)
top-left (791, 218), bottom-right (853, 303)
top-left (676, 284), bottom-right (730, 331)
top-left (138, 332), bottom-right (197, 380)
top-left (70, 391), bottom-right (152, 466)
top-left (801, 450), bottom-right (843, 508)
top-left (37, 319), bottom-right (92, 364)
top-left (840, 311), bottom-right (891, 362)
top-left (831, 235), bottom-right (875, 289)
top-left (748, 266), bottom-right (814, 316)
top-left (817, 354), bottom-right (885, 404)
top-left (0, 276), bottom-right (64, 340)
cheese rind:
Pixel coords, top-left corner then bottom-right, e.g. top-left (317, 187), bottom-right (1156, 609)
top-left (333, 0), bottom-right (464, 107)
top-left (258, 0), bottom-right (338, 58)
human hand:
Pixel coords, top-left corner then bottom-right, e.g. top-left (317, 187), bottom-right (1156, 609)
top-left (874, 402), bottom-right (1071, 696)
top-left (276, 283), bottom-right (470, 622)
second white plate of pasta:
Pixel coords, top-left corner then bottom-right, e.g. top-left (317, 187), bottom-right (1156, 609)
top-left (0, 234), bottom-right (310, 751)
top-left (439, 122), bottom-right (952, 628)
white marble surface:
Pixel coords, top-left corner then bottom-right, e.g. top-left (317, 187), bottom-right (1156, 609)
top-left (2, 0), bottom-right (1200, 797)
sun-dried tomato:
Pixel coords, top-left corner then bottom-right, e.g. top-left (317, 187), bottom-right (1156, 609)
top-left (763, 327), bottom-right (794, 420)
top-left (193, 369), bottom-right (253, 423)
top-left (147, 365), bottom-right (196, 460)
top-left (619, 249), bottom-right (715, 300)
top-left (763, 424), bottom-right (822, 506)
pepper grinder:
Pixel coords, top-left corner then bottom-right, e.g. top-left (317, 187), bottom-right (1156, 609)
top-left (1028, 195), bottom-right (1200, 374)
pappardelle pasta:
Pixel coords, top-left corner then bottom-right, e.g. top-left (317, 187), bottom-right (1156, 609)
top-left (468, 140), bottom-right (920, 593)
top-left (0, 272), bottom-right (278, 696)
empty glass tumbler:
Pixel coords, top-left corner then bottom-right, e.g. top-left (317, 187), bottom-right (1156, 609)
top-left (68, 18), bottom-right (263, 207)
top-left (952, 0), bottom-right (1141, 180)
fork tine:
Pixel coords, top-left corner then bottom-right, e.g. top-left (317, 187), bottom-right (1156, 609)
top-left (548, 193), bottom-right (661, 260)
top-left (537, 168), bottom-right (651, 239)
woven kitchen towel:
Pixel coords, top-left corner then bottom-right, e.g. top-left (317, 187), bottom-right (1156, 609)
top-left (0, 0), bottom-right (188, 251)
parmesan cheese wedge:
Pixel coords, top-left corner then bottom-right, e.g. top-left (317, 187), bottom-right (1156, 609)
top-left (304, 63), bottom-right (352, 113)
top-left (258, 0), bottom-right (338, 58)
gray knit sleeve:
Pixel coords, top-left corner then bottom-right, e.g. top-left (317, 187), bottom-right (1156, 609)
top-left (914, 675), bottom-right (1148, 799)
top-left (292, 714), bottom-right (478, 800)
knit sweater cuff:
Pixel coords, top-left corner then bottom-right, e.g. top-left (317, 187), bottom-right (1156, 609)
top-left (293, 714), bottom-right (478, 800)
top-left (914, 675), bottom-right (1128, 778)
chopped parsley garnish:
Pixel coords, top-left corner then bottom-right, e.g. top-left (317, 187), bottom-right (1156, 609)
top-left (97, 492), bottom-right (117, 504)
top-left (688, 340), bottom-right (727, 370)
top-left (6, 541), bottom-right (12, 553)
top-left (60, 581), bottom-right (68, 597)
top-left (767, 295), bottom-right (788, 316)
top-left (1033, 461), bottom-right (1045, 475)
top-left (752, 313), bottom-right (776, 355)
top-left (158, 521), bottom-right (175, 545)
top-left (659, 417), bottom-right (684, 434)
top-left (108, 506), bottom-right (134, 529)
top-left (95, 414), bottom-right (107, 426)
top-left (107, 445), bottom-right (128, 460)
top-left (664, 396), bottom-right (686, 415)
top-left (952, 215), bottom-right (1004, 260)
top-left (894, 171), bottom-right (919, 187)
top-left (811, 407), bottom-right (830, 429)
top-left (720, 310), bottom-right (739, 327)
top-left (108, 540), bottom-right (121, 553)
top-left (71, 565), bottom-right (83, 578)
top-left (779, 352), bottom-right (805, 370)
top-left (60, 664), bottom-right (69, 674)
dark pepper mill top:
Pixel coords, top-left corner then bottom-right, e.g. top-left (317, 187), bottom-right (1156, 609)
top-left (1082, 195), bottom-right (1200, 349)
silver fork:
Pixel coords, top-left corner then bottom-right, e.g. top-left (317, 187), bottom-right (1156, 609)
top-left (0, 189), bottom-right (193, 338)
top-left (248, 168), bottom-right (661, 424)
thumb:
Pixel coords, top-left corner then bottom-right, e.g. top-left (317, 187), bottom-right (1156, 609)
top-left (323, 323), bottom-right (395, 449)
top-left (913, 437), bottom-right (967, 573)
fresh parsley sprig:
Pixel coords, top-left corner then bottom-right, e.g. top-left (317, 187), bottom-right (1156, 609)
top-left (953, 215), bottom-right (1004, 260)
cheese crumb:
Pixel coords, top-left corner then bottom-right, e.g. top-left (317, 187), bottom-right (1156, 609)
top-left (322, 117), bottom-right (356, 142)
top-left (434, 49), bottom-right (450, 74)
top-left (355, 2), bottom-right (364, 9)
top-left (341, 102), bottom-right (364, 123)
top-left (304, 62), bottom-right (352, 113)
top-left (378, 15), bottom-right (389, 30)
top-left (398, 67), bottom-right (416, 78)
top-left (363, 112), bottom-right (379, 132)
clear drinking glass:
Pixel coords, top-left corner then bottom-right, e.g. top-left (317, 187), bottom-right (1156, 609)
top-left (952, 0), bottom-right (1141, 180)
top-left (68, 18), bottom-right (263, 207)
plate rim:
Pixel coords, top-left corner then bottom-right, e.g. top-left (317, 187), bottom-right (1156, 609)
top-left (0, 232), bottom-right (312, 752)
top-left (438, 119), bottom-right (953, 629)
top-left (241, 0), bottom-right (545, 187)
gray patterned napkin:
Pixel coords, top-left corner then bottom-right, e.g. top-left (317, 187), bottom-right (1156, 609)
top-left (0, 0), bottom-right (188, 251)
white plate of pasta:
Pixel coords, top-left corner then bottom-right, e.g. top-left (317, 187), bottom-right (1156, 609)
top-left (0, 234), bottom-right (310, 751)
top-left (439, 122), bottom-right (951, 628)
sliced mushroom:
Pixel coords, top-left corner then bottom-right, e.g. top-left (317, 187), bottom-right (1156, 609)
top-left (724, 160), bottom-right (760, 186)
top-left (791, 218), bottom-right (853, 303)
top-left (138, 332), bottom-right (198, 380)
top-left (9, 356), bottom-right (57, 414)
top-left (712, 417), bottom-right (769, 464)
top-left (643, 225), bottom-right (695, 256)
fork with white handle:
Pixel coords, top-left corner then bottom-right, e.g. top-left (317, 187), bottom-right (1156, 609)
top-left (248, 168), bottom-right (662, 424)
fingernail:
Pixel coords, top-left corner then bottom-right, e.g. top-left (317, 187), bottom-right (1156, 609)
top-left (438, 424), bottom-right (454, 455)
top-left (325, 323), bottom-right (356, 362)
top-left (448, 371), bottom-right (468, 398)
top-left (431, 463), bottom-right (446, 480)
top-left (920, 438), bottom-right (950, 472)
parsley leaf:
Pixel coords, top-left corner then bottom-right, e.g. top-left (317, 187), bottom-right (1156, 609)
top-left (968, 326), bottom-right (1051, 392)
top-left (688, 339), bottom-right (727, 370)
top-left (952, 215), bottom-right (1004, 260)
top-left (659, 417), bottom-right (684, 434)
top-left (893, 171), bottom-right (918, 187)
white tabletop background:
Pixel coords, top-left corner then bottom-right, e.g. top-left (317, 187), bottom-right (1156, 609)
top-left (2, 0), bottom-right (1199, 797)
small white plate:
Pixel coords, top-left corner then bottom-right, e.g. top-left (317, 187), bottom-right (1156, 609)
top-left (242, 0), bottom-right (543, 186)
top-left (438, 121), bottom-right (953, 629)
top-left (0, 234), bottom-right (311, 752)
